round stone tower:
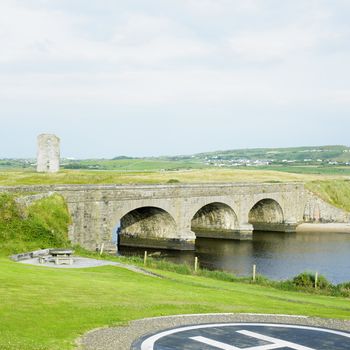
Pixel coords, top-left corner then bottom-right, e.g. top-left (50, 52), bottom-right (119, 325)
top-left (36, 134), bottom-right (60, 173)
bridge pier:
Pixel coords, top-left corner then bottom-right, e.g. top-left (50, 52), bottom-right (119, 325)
top-left (119, 236), bottom-right (196, 250)
top-left (119, 227), bottom-right (197, 251)
top-left (251, 221), bottom-right (299, 233)
top-left (193, 224), bottom-right (253, 241)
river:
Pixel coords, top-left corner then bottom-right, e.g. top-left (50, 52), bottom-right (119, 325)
top-left (119, 231), bottom-right (350, 284)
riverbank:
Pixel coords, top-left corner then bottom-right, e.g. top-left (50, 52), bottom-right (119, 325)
top-left (297, 223), bottom-right (350, 233)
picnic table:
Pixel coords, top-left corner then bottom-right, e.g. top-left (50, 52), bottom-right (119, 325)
top-left (49, 249), bottom-right (74, 265)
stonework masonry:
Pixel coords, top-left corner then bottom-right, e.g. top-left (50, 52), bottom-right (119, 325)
top-left (1, 182), bottom-right (349, 251)
top-left (37, 134), bottom-right (60, 173)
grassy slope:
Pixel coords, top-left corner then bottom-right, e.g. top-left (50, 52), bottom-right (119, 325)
top-left (306, 180), bottom-right (350, 212)
top-left (0, 193), bottom-right (71, 255)
top-left (1, 258), bottom-right (350, 350)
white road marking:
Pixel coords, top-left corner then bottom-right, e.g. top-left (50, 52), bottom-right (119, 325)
top-left (238, 330), bottom-right (316, 350)
top-left (190, 330), bottom-right (316, 350)
top-left (190, 335), bottom-right (282, 350)
top-left (139, 323), bottom-right (350, 350)
top-left (190, 336), bottom-right (242, 350)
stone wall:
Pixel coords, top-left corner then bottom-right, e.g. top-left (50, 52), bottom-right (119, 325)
top-left (304, 191), bottom-right (350, 223)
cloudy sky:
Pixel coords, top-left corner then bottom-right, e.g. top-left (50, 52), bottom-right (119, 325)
top-left (1, 0), bottom-right (350, 158)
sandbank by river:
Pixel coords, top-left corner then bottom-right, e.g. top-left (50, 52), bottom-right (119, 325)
top-left (297, 223), bottom-right (350, 233)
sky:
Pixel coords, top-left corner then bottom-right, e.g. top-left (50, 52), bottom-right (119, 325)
top-left (1, 0), bottom-right (350, 159)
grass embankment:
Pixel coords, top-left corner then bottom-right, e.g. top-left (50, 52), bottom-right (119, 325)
top-left (306, 180), bottom-right (350, 212)
top-left (0, 193), bottom-right (71, 255)
top-left (1, 194), bottom-right (350, 350)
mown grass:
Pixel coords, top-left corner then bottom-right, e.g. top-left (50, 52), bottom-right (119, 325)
top-left (1, 256), bottom-right (350, 350)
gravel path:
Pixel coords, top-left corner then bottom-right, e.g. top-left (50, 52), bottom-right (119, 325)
top-left (77, 313), bottom-right (350, 350)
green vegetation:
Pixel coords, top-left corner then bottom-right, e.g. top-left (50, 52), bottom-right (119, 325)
top-left (292, 272), bottom-right (330, 290)
top-left (195, 145), bottom-right (350, 163)
top-left (2, 145), bottom-right (350, 172)
top-left (0, 168), bottom-right (344, 186)
top-left (0, 193), bottom-right (71, 255)
top-left (2, 257), bottom-right (350, 350)
top-left (62, 158), bottom-right (207, 171)
top-left (306, 180), bottom-right (350, 212)
top-left (1, 193), bottom-right (350, 349)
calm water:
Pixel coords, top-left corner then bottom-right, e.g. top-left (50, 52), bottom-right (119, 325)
top-left (119, 231), bottom-right (350, 284)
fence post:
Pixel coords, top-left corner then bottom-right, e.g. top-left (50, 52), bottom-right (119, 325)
top-left (144, 251), bottom-right (148, 266)
top-left (253, 264), bottom-right (256, 282)
top-left (194, 257), bottom-right (199, 272)
top-left (99, 242), bottom-right (104, 256)
top-left (315, 272), bottom-right (318, 289)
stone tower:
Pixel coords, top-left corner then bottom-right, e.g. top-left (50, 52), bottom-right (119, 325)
top-left (37, 134), bottom-right (60, 173)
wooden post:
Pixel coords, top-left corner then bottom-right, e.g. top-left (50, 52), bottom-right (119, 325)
top-left (194, 257), bottom-right (199, 272)
top-left (144, 251), bottom-right (148, 266)
top-left (253, 264), bottom-right (256, 282)
top-left (315, 272), bottom-right (318, 289)
top-left (99, 242), bottom-right (104, 256)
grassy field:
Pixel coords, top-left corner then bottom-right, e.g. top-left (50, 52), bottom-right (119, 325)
top-left (0, 168), bottom-right (348, 186)
top-left (1, 256), bottom-right (350, 350)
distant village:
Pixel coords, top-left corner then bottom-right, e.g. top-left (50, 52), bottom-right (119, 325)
top-left (1, 147), bottom-right (350, 170)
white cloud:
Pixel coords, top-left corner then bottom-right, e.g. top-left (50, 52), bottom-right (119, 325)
top-left (183, 0), bottom-right (261, 16)
top-left (1, 0), bottom-right (350, 157)
top-left (0, 2), bottom-right (212, 65)
top-left (228, 22), bottom-right (341, 63)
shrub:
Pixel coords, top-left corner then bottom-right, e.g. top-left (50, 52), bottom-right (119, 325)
top-left (335, 281), bottom-right (350, 297)
top-left (292, 272), bottom-right (330, 289)
top-left (0, 193), bottom-right (71, 255)
top-left (167, 179), bottom-right (180, 183)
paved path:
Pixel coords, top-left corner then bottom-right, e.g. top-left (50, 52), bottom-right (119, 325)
top-left (19, 256), bottom-right (156, 276)
top-left (77, 313), bottom-right (350, 350)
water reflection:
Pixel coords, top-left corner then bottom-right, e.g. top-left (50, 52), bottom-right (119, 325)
top-left (119, 231), bottom-right (350, 284)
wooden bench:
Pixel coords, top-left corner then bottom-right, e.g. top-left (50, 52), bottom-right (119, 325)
top-left (38, 255), bottom-right (51, 264)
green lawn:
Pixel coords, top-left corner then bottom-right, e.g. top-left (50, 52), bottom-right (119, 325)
top-left (1, 257), bottom-right (350, 350)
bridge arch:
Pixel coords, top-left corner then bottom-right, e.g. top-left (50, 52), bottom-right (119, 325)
top-left (191, 202), bottom-right (238, 239)
top-left (117, 206), bottom-right (178, 247)
top-left (248, 198), bottom-right (284, 231)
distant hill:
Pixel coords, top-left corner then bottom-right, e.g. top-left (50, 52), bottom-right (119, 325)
top-left (185, 145), bottom-right (350, 166)
top-left (1, 145), bottom-right (350, 172)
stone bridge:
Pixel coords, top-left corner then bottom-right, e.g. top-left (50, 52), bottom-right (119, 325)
top-left (3, 182), bottom-right (348, 251)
